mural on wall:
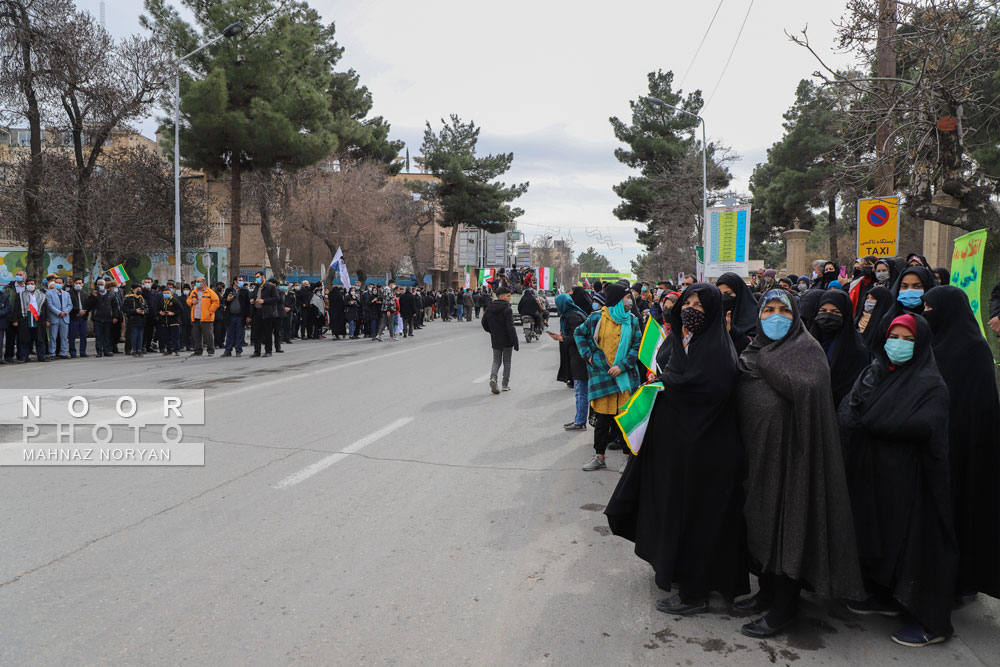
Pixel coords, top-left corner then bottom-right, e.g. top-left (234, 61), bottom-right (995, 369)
top-left (0, 248), bottom-right (227, 285)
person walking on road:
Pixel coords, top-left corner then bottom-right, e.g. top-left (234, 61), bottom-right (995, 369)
top-left (482, 286), bottom-right (518, 393)
top-left (463, 289), bottom-right (474, 322)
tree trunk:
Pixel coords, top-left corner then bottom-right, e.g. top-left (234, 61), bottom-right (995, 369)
top-left (258, 185), bottom-right (283, 281)
top-left (828, 195), bottom-right (839, 266)
top-left (446, 225), bottom-right (458, 288)
top-left (20, 29), bottom-right (45, 281)
top-left (229, 160), bottom-right (242, 280)
top-left (874, 0), bottom-right (896, 197)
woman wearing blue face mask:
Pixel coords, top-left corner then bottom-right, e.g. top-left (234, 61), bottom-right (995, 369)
top-left (873, 265), bottom-right (936, 330)
top-left (838, 313), bottom-right (957, 648)
top-left (733, 289), bottom-right (864, 638)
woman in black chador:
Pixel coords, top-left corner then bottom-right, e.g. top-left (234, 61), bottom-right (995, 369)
top-left (809, 290), bottom-right (869, 407)
top-left (923, 286), bottom-right (1000, 603)
top-left (838, 313), bottom-right (957, 648)
top-left (606, 283), bottom-right (748, 616)
top-left (734, 289), bottom-right (864, 638)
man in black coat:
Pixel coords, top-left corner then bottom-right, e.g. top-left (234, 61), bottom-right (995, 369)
top-left (222, 276), bottom-right (251, 356)
top-left (251, 276), bottom-right (282, 357)
top-left (517, 289), bottom-right (542, 330)
top-left (400, 287), bottom-right (416, 338)
top-left (68, 276), bottom-right (94, 358)
top-left (481, 286), bottom-right (519, 394)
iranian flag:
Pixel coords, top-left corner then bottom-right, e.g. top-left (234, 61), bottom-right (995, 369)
top-left (481, 268), bottom-right (496, 286)
top-left (27, 301), bottom-right (40, 321)
top-left (615, 382), bottom-right (663, 455)
top-left (638, 317), bottom-right (665, 372)
top-left (537, 266), bottom-right (554, 290)
top-left (109, 263), bottom-right (129, 284)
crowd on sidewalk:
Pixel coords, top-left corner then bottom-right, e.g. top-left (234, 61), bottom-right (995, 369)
top-left (487, 255), bottom-right (1000, 650)
top-left (0, 269), bottom-right (493, 363)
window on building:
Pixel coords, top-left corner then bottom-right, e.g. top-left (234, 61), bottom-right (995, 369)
top-left (0, 129), bottom-right (9, 145)
top-left (17, 131), bottom-right (31, 146)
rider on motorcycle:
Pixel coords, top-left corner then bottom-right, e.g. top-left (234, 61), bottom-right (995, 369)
top-left (517, 288), bottom-right (543, 331)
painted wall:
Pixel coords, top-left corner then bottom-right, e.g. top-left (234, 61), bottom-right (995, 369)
top-left (0, 248), bottom-right (228, 286)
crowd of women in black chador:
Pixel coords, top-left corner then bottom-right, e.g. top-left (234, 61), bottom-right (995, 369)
top-left (604, 255), bottom-right (1000, 649)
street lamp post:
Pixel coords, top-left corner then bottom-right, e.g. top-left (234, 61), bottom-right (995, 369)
top-left (646, 96), bottom-right (708, 280)
top-left (173, 21), bottom-right (243, 283)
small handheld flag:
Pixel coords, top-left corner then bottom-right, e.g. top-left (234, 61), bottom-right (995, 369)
top-left (615, 382), bottom-right (663, 455)
top-left (638, 317), bottom-right (665, 372)
top-left (109, 264), bottom-right (129, 284)
top-left (27, 302), bottom-right (40, 321)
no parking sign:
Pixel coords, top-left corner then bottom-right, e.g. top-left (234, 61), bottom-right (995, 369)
top-left (857, 197), bottom-right (899, 257)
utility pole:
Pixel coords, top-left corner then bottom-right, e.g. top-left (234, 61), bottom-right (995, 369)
top-left (875, 0), bottom-right (896, 197)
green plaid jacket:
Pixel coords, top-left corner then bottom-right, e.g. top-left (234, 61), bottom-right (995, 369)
top-left (574, 311), bottom-right (643, 400)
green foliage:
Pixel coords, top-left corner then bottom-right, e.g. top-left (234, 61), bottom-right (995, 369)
top-left (577, 246), bottom-right (616, 273)
top-left (416, 114), bottom-right (528, 231)
top-left (144, 0), bottom-right (401, 174)
top-left (749, 80), bottom-right (842, 239)
top-left (610, 70), bottom-right (732, 251)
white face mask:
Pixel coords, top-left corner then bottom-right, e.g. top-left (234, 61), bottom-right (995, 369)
top-left (48, 282), bottom-right (55, 290)
top-left (74, 283), bottom-right (83, 291)
top-left (26, 284), bottom-right (36, 292)
top-left (183, 289), bottom-right (190, 295)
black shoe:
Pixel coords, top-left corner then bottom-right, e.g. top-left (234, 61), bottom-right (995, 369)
top-left (38, 357), bottom-right (50, 362)
top-left (250, 352), bottom-right (261, 358)
top-left (263, 352), bottom-right (272, 357)
top-left (564, 423), bottom-right (587, 431)
top-left (733, 593), bottom-right (773, 616)
top-left (275, 348), bottom-right (284, 353)
top-left (95, 353), bottom-right (104, 358)
top-left (235, 350), bottom-right (242, 357)
top-left (221, 352), bottom-right (232, 357)
top-left (655, 595), bottom-right (708, 616)
top-left (740, 616), bottom-right (796, 638)
top-left (79, 353), bottom-right (88, 357)
top-left (190, 352), bottom-right (202, 357)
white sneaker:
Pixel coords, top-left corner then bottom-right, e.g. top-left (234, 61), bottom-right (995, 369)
top-left (582, 455), bottom-right (607, 472)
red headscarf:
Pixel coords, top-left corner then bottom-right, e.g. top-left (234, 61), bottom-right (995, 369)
top-left (885, 313), bottom-right (917, 340)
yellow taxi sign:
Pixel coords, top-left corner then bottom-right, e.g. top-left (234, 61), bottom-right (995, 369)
top-left (857, 197), bottom-right (899, 257)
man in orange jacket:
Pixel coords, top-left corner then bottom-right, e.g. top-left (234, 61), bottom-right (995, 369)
top-left (186, 277), bottom-right (220, 356)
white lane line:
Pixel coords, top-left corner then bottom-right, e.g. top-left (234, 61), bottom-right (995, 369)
top-left (472, 373), bottom-right (491, 384)
top-left (274, 417), bottom-right (414, 489)
top-left (207, 335), bottom-right (474, 402)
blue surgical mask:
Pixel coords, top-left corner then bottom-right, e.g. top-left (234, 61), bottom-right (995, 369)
top-left (15, 275), bottom-right (23, 282)
top-left (884, 338), bottom-right (915, 364)
top-left (255, 277), bottom-right (262, 284)
top-left (897, 289), bottom-right (924, 308)
top-left (55, 283), bottom-right (63, 290)
top-left (761, 313), bottom-right (793, 340)
top-left (592, 302), bottom-right (600, 311)
top-left (237, 281), bottom-right (244, 288)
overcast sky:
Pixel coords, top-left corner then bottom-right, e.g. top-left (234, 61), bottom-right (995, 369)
top-left (84, 0), bottom-right (852, 272)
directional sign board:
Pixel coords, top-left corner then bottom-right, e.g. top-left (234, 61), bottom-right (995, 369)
top-left (857, 197), bottom-right (899, 258)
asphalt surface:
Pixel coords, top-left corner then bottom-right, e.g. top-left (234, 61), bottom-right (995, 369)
top-left (1, 316), bottom-right (998, 666)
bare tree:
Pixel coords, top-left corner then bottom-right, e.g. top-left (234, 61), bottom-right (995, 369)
top-left (0, 0), bottom-right (74, 278)
top-left (284, 160), bottom-right (419, 282)
top-left (42, 7), bottom-right (171, 276)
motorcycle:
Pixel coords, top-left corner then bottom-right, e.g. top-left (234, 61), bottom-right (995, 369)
top-left (521, 312), bottom-right (548, 343)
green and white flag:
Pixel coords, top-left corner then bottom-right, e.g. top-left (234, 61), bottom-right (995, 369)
top-left (637, 317), bottom-right (665, 372)
top-left (615, 382), bottom-right (663, 456)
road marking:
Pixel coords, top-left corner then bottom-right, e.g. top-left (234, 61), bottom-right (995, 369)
top-left (473, 373), bottom-right (491, 384)
top-left (207, 335), bottom-right (474, 402)
top-left (274, 417), bottom-right (414, 489)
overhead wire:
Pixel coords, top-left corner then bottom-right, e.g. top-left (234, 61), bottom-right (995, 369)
top-left (704, 0), bottom-right (756, 108)
top-left (678, 0), bottom-right (727, 90)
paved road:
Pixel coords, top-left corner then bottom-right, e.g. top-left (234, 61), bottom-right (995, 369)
top-left (1, 318), bottom-right (998, 666)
